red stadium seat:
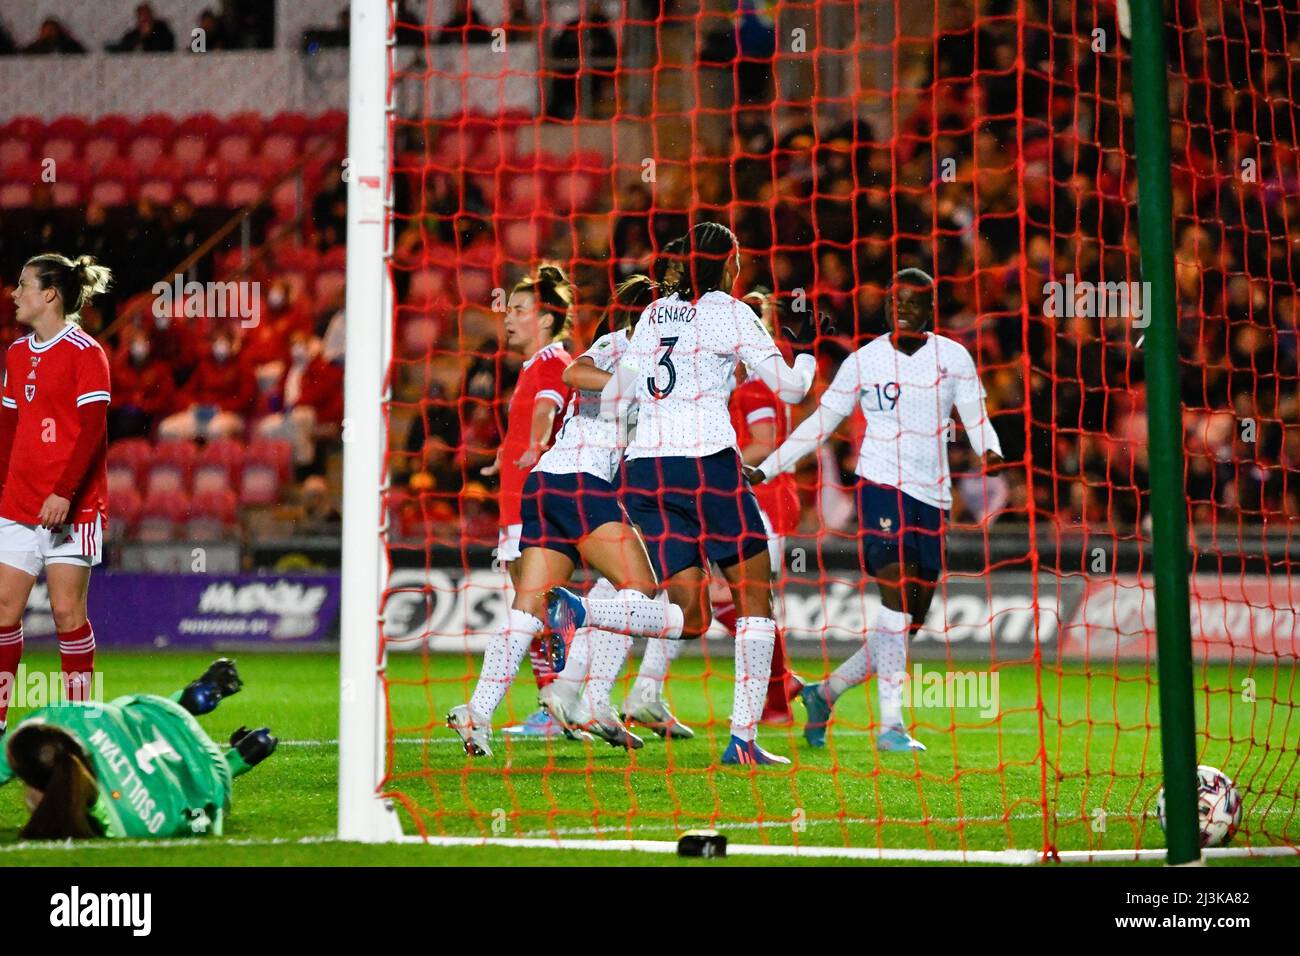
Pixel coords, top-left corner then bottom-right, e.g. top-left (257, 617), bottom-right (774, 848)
top-left (269, 111), bottom-right (310, 139)
top-left (187, 488), bottom-right (239, 539)
top-left (50, 159), bottom-right (88, 208)
top-left (135, 489), bottom-right (190, 542)
top-left (135, 113), bottom-right (177, 140)
top-left (41, 135), bottom-right (79, 167)
top-left (193, 438), bottom-right (246, 494)
top-left (240, 439), bottom-right (291, 507)
top-left (171, 132), bottom-right (209, 171)
top-left (127, 132), bottom-right (168, 169)
top-left (107, 438), bottom-right (153, 486)
top-left (308, 111), bottom-right (347, 136)
top-left (90, 114), bottom-right (133, 141)
top-left (225, 170), bottom-right (265, 206)
top-left (215, 132), bottom-right (257, 166)
top-left (88, 156), bottom-right (137, 207)
top-left (137, 157), bottom-right (184, 205)
top-left (106, 486), bottom-right (143, 541)
top-left (0, 138), bottom-right (33, 168)
top-left (181, 173), bottom-right (224, 207)
top-left (0, 116), bottom-right (44, 143)
top-left (176, 113), bottom-right (220, 141)
top-left (83, 135), bottom-right (120, 171)
top-left (43, 117), bottom-right (88, 141)
top-left (147, 439), bottom-right (198, 494)
top-left (260, 131), bottom-right (299, 166)
top-left (225, 112), bottom-right (265, 138)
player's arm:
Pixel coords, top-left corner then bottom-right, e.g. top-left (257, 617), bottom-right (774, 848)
top-left (0, 363), bottom-right (17, 496)
top-left (562, 356), bottom-right (612, 391)
top-left (732, 301), bottom-right (824, 403)
top-left (515, 396), bottom-right (560, 469)
top-left (515, 358), bottom-right (567, 469)
top-left (735, 389), bottom-right (778, 465)
top-left (747, 357), bottom-right (858, 483)
top-left (44, 348), bottom-right (111, 528)
top-left (951, 350), bottom-right (1004, 467)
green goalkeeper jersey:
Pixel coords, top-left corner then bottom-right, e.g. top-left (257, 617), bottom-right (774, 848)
top-left (0, 694), bottom-right (240, 838)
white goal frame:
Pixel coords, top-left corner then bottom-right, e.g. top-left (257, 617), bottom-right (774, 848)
top-left (338, 0), bottom-right (402, 843)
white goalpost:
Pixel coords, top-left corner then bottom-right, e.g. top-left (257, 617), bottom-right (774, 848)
top-left (338, 0), bottom-right (401, 843)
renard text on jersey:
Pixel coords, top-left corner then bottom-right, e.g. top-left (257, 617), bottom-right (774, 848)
top-left (649, 301), bottom-right (697, 323)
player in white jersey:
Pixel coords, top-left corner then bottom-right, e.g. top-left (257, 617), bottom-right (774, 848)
top-left (449, 276), bottom-right (687, 756)
top-left (748, 269), bottom-right (1004, 752)
top-left (554, 222), bottom-right (818, 765)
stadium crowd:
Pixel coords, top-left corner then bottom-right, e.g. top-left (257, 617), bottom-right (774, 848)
top-left (2, 0), bottom-right (1296, 548)
top-left (388, 0), bottom-right (1300, 547)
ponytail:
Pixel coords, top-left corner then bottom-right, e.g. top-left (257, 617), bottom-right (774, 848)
top-left (24, 253), bottom-right (113, 321)
top-left (512, 262), bottom-right (576, 340)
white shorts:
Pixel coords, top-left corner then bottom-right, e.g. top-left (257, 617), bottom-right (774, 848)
top-left (496, 523), bottom-right (522, 563)
top-left (0, 516), bottom-right (103, 577)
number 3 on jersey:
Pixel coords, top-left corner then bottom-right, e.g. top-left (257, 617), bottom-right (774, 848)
top-left (648, 336), bottom-right (679, 399)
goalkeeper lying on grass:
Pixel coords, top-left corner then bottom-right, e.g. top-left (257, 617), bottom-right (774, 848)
top-left (0, 658), bottom-right (276, 839)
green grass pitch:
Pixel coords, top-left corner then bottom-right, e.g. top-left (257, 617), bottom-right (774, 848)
top-left (0, 650), bottom-right (1294, 866)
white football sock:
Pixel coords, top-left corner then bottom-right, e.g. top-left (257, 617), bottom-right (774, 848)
top-left (730, 616), bottom-right (776, 742)
top-left (632, 631), bottom-right (684, 700)
top-left (555, 628), bottom-right (592, 697)
top-left (825, 644), bottom-right (872, 703)
top-left (583, 589), bottom-right (684, 639)
top-left (469, 608), bottom-right (542, 719)
top-left (583, 627), bottom-right (633, 710)
top-left (868, 606), bottom-right (910, 729)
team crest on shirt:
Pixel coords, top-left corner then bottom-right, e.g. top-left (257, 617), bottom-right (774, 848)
top-left (24, 384), bottom-right (34, 401)
top-left (879, 517), bottom-right (893, 531)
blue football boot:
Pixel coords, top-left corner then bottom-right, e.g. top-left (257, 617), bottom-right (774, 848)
top-left (800, 682), bottom-right (833, 748)
top-left (720, 735), bottom-right (791, 766)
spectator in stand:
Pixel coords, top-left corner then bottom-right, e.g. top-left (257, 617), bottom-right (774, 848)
top-left (220, 0), bottom-right (275, 49)
top-left (158, 329), bottom-right (254, 441)
top-left (293, 476), bottom-right (342, 533)
top-left (436, 0), bottom-right (493, 44)
top-left (254, 332), bottom-right (344, 473)
top-left (108, 4), bottom-right (177, 52)
top-left (502, 0), bottom-right (534, 40)
top-left (108, 329), bottom-right (176, 441)
top-left (22, 18), bottom-right (85, 54)
top-left (195, 8), bottom-right (233, 50)
top-left (0, 17), bottom-right (15, 55)
top-left (547, 0), bottom-right (618, 119)
top-left (312, 176), bottom-right (348, 250)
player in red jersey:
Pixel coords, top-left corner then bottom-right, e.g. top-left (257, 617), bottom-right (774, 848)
top-left (727, 336), bottom-right (806, 723)
top-left (0, 254), bottom-right (114, 739)
top-left (471, 264), bottom-right (576, 740)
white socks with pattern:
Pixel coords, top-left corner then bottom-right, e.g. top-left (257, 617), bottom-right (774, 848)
top-left (826, 605), bottom-right (910, 729)
top-left (470, 608), bottom-right (542, 719)
top-left (631, 630), bottom-right (684, 701)
top-left (582, 589), bottom-right (684, 639)
top-left (730, 616), bottom-right (776, 742)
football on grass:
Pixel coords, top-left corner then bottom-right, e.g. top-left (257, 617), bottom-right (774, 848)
top-left (1156, 765), bottom-right (1243, 848)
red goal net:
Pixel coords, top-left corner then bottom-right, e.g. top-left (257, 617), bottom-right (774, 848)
top-left (372, 0), bottom-right (1298, 859)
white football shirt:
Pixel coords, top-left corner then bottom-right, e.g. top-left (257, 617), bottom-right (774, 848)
top-left (537, 329), bottom-right (629, 482)
top-left (623, 291), bottom-right (782, 459)
top-left (821, 333), bottom-right (985, 508)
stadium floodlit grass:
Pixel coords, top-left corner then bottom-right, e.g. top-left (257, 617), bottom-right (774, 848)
top-left (0, 650), bottom-right (1294, 866)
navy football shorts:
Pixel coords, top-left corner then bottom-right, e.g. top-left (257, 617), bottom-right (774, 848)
top-left (519, 470), bottom-right (627, 564)
top-left (856, 479), bottom-right (946, 583)
top-left (623, 449), bottom-right (768, 580)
